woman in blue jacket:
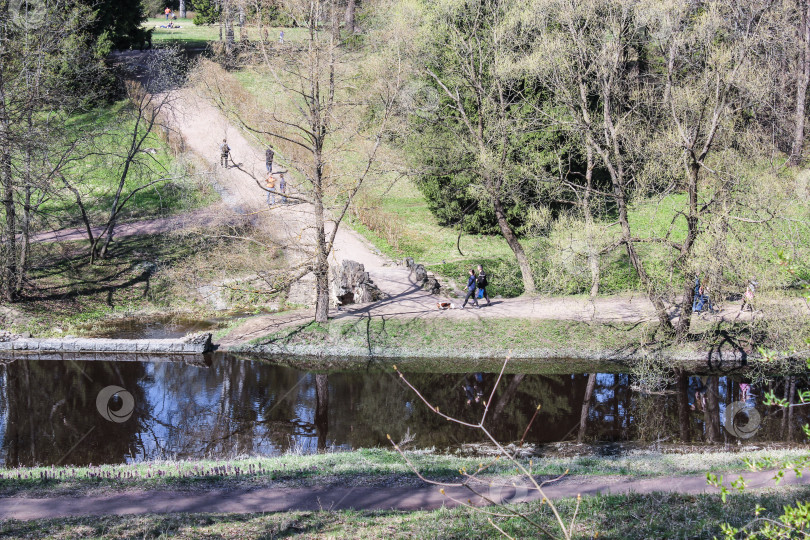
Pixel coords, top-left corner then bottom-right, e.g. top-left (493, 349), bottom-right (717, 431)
top-left (461, 269), bottom-right (480, 309)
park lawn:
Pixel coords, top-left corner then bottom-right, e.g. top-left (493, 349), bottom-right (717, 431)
top-left (10, 228), bottom-right (282, 337)
top-left (2, 447), bottom-right (808, 497)
top-left (2, 486), bottom-right (808, 539)
top-left (146, 18), bottom-right (311, 49)
top-left (37, 101), bottom-right (217, 231)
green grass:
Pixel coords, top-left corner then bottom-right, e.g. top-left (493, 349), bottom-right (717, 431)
top-left (1, 447), bottom-right (806, 497)
top-left (2, 486), bottom-right (808, 539)
top-left (146, 18), bottom-right (312, 48)
top-left (39, 101), bottom-right (217, 228)
top-left (243, 317), bottom-right (657, 366)
top-left (9, 229), bottom-right (279, 336)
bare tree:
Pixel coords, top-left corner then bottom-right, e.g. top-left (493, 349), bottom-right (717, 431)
top-left (0, 1), bottom-right (100, 301)
top-left (408, 0), bottom-right (539, 294)
top-left (508, 0), bottom-right (784, 338)
top-left (344, 0), bottom-right (356, 35)
top-left (389, 359), bottom-right (583, 539)
top-left (790, 0), bottom-right (810, 165)
top-left (199, 0), bottom-right (404, 322)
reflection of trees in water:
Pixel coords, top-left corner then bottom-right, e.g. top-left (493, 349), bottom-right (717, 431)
top-left (146, 358), bottom-right (315, 458)
top-left (2, 358), bottom-right (809, 466)
top-left (0, 360), bottom-right (146, 467)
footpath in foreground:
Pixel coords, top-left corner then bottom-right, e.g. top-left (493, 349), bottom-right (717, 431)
top-left (0, 468), bottom-right (807, 521)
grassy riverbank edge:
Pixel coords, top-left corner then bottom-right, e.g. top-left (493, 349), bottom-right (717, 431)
top-left (224, 317), bottom-right (810, 373)
top-left (0, 446), bottom-right (806, 498)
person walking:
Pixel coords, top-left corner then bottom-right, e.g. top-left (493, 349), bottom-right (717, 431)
top-left (279, 30), bottom-right (285, 43)
top-left (741, 279), bottom-right (757, 311)
top-left (265, 172), bottom-right (276, 206)
top-left (461, 269), bottom-right (479, 309)
top-left (265, 145), bottom-right (274, 173)
top-left (476, 264), bottom-right (491, 306)
top-left (219, 139), bottom-right (230, 168)
top-left (278, 172), bottom-right (287, 204)
top-left (164, 6), bottom-right (171, 20)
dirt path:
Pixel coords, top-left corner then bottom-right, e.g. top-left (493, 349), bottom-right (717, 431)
top-left (152, 83), bottom-right (765, 346)
top-left (0, 468), bottom-right (805, 521)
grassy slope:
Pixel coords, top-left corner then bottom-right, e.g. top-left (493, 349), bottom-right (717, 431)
top-left (0, 447), bottom-right (805, 497)
top-left (38, 101), bottom-right (216, 225)
top-left (146, 18), bottom-right (311, 49)
top-left (2, 95), bottom-right (232, 333)
top-left (3, 486), bottom-right (808, 539)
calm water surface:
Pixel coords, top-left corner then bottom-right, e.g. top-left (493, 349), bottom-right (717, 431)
top-left (0, 353), bottom-right (806, 467)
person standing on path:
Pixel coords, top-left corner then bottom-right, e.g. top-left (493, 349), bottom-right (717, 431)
top-left (476, 264), bottom-right (491, 306)
top-left (265, 145), bottom-right (274, 173)
top-left (461, 268), bottom-right (480, 309)
top-left (278, 171), bottom-right (287, 204)
top-left (265, 172), bottom-right (276, 206)
top-left (219, 139), bottom-right (230, 168)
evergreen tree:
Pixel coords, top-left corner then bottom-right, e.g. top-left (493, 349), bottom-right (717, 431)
top-left (79, 0), bottom-right (152, 50)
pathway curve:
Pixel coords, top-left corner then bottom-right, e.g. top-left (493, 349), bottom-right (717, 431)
top-left (0, 468), bottom-right (806, 521)
top-left (157, 82), bottom-right (765, 344)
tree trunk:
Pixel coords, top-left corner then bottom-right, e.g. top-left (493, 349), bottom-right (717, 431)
top-left (16, 185), bottom-right (30, 293)
top-left (493, 374), bottom-right (524, 421)
top-left (577, 373), bottom-right (597, 444)
top-left (315, 374), bottom-right (329, 451)
top-left (617, 194), bottom-right (670, 330)
top-left (790, 1), bottom-right (810, 166)
top-left (584, 143), bottom-right (599, 297)
top-left (675, 161), bottom-right (701, 340)
top-left (313, 186), bottom-right (330, 323)
top-left (239, 6), bottom-right (247, 42)
top-left (331, 0), bottom-right (341, 43)
top-left (492, 195), bottom-right (535, 294)
top-left (179, 0), bottom-right (186, 19)
top-left (704, 377), bottom-right (721, 443)
top-left (223, 1), bottom-right (234, 50)
top-left (344, 0), bottom-right (356, 35)
top-left (676, 370), bottom-right (690, 442)
top-left (1, 143), bottom-right (16, 302)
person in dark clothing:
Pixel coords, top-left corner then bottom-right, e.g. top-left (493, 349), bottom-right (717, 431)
top-left (265, 146), bottom-right (274, 173)
top-left (476, 264), bottom-right (491, 306)
top-left (461, 269), bottom-right (479, 309)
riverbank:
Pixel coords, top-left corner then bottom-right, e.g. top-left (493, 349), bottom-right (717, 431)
top-left (224, 316), bottom-right (809, 374)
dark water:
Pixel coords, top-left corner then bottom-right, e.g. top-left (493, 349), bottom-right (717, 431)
top-left (0, 354), bottom-right (807, 467)
top-left (85, 316), bottom-right (222, 339)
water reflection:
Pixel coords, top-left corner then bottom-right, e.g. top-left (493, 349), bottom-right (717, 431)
top-left (0, 356), bottom-right (807, 467)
